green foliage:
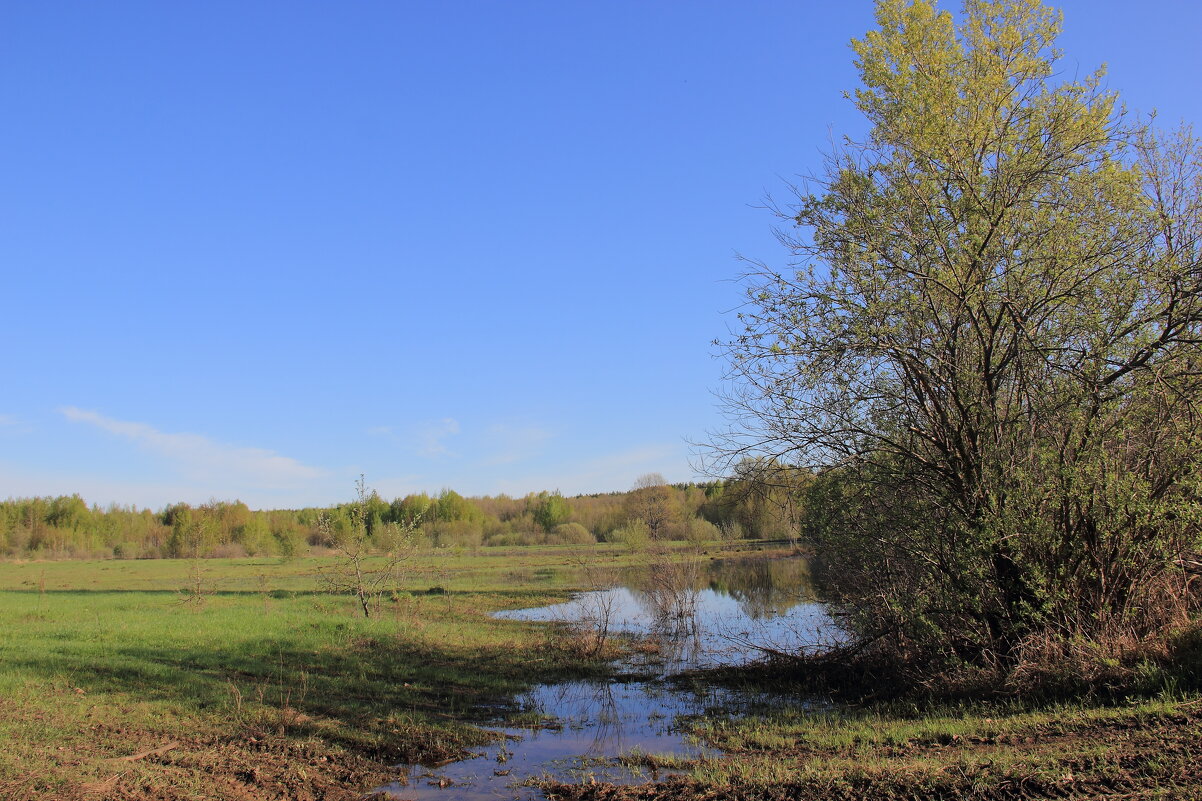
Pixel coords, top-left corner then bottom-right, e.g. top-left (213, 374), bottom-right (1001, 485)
top-left (720, 0), bottom-right (1202, 681)
top-left (530, 491), bottom-right (572, 532)
top-left (45, 494), bottom-right (90, 531)
top-left (434, 489), bottom-right (481, 524)
top-left (232, 513), bottom-right (271, 556)
top-left (683, 518), bottom-right (721, 543)
top-left (623, 476), bottom-right (680, 539)
top-left (272, 524), bottom-right (305, 559)
top-left (0, 481), bottom-right (787, 560)
top-left (609, 520), bottom-right (651, 550)
top-left (548, 522), bottom-right (594, 545)
top-left (426, 519), bottom-right (484, 548)
top-left (362, 490), bottom-right (390, 537)
top-left (704, 459), bottom-right (812, 541)
top-left (391, 492), bottom-right (432, 526)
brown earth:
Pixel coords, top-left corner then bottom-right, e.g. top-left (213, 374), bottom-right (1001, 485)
top-left (0, 731), bottom-right (398, 801)
top-left (7, 701), bottom-right (1201, 800)
top-left (544, 706), bottom-right (1202, 801)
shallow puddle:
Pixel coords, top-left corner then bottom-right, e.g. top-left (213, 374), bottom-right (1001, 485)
top-left (369, 680), bottom-right (737, 800)
top-left (369, 555), bottom-right (835, 800)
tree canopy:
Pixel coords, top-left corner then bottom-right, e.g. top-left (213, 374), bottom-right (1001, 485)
top-left (718, 0), bottom-right (1202, 680)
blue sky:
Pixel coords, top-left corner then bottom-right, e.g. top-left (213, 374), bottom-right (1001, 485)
top-left (2, 1), bottom-right (1199, 510)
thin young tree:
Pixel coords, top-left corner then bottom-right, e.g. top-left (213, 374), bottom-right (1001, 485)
top-left (319, 476), bottom-right (418, 618)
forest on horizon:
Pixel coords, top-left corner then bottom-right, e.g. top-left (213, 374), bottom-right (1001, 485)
top-left (0, 466), bottom-right (809, 560)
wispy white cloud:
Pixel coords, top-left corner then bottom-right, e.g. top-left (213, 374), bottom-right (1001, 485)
top-left (0, 413), bottom-right (33, 434)
top-left (0, 461), bottom-right (342, 511)
top-left (417, 417), bottom-right (460, 458)
top-left (370, 473), bottom-right (427, 500)
top-left (371, 418), bottom-right (462, 459)
top-left (491, 443), bottom-right (685, 497)
top-left (482, 422), bottom-right (554, 465)
top-left (60, 407), bottom-right (326, 489)
top-left (0, 464), bottom-right (188, 509)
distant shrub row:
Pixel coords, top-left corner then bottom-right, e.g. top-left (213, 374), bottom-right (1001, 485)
top-left (0, 465), bottom-right (809, 559)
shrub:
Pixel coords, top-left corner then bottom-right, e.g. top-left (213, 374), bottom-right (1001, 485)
top-left (548, 522), bottom-right (595, 545)
top-left (610, 520), bottom-right (651, 550)
top-left (210, 542), bottom-right (248, 559)
top-left (684, 518), bottom-right (721, 543)
top-left (112, 541), bottom-right (142, 559)
top-left (425, 519), bottom-right (483, 548)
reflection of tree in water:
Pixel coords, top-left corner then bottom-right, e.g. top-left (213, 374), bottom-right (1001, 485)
top-left (524, 681), bottom-right (686, 759)
top-left (625, 549), bottom-right (705, 665)
top-left (623, 586), bottom-right (704, 669)
top-left (617, 555), bottom-right (825, 666)
top-left (495, 555), bottom-right (837, 671)
top-left (538, 681), bottom-right (623, 757)
top-left (705, 557), bottom-right (817, 620)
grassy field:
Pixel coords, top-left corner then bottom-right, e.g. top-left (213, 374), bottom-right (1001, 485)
top-left (0, 545), bottom-right (654, 801)
top-left (683, 698), bottom-right (1202, 799)
top-left (3, 545), bottom-right (1200, 801)
top-left (549, 691), bottom-right (1202, 800)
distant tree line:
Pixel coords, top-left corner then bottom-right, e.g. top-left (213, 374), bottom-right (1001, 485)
top-left (0, 466), bottom-right (810, 560)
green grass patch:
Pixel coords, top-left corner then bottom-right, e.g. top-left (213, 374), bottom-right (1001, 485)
top-left (8, 544), bottom-right (1197, 801)
top-left (0, 544), bottom-right (666, 800)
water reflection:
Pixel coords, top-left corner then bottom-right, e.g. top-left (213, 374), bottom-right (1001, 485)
top-left (369, 555), bottom-right (835, 800)
top-left (703, 556), bottom-right (819, 619)
top-left (369, 680), bottom-right (732, 801)
top-left (497, 555), bottom-right (840, 672)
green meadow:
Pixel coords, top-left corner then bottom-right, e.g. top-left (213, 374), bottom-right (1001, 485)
top-left (0, 546), bottom-right (645, 800)
top-left (3, 546), bottom-right (1201, 801)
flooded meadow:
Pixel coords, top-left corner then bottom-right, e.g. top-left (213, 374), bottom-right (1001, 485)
top-left (370, 553), bottom-right (838, 800)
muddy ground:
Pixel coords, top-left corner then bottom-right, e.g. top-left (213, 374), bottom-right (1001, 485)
top-left (545, 704), bottom-right (1202, 801)
top-left (5, 703), bottom-right (1201, 800)
top-left (0, 732), bottom-right (397, 801)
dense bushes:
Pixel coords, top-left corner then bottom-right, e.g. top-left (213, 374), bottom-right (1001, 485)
top-left (719, 0), bottom-right (1202, 694)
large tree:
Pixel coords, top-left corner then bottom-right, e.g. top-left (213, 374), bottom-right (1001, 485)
top-left (625, 473), bottom-right (680, 539)
top-left (718, 0), bottom-right (1202, 674)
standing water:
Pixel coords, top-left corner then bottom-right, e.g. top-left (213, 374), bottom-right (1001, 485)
top-left (368, 554), bottom-right (839, 800)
